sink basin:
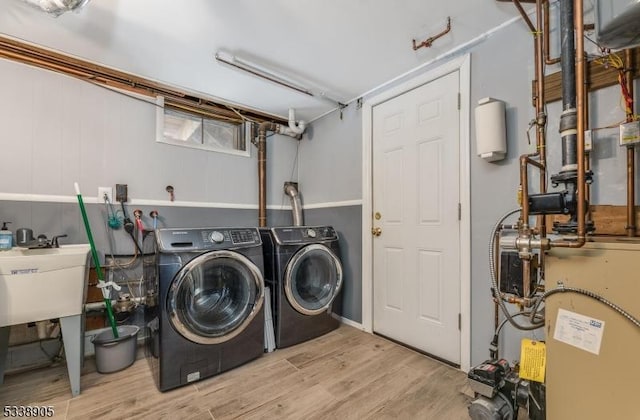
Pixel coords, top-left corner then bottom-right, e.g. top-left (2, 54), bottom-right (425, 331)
top-left (0, 244), bottom-right (91, 327)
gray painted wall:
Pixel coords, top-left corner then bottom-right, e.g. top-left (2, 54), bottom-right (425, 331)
top-left (0, 201), bottom-right (289, 257)
top-left (305, 206), bottom-right (362, 323)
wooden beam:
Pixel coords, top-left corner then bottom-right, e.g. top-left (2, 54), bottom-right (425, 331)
top-left (547, 205), bottom-right (640, 236)
top-left (540, 47), bottom-right (640, 104)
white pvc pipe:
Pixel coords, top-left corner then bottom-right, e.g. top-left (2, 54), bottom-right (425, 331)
top-left (287, 108), bottom-right (306, 135)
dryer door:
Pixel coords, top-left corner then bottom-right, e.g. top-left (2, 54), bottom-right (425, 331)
top-left (167, 250), bottom-right (264, 344)
top-left (284, 244), bottom-right (343, 315)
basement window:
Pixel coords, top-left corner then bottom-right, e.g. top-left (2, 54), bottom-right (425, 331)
top-left (155, 96), bottom-right (251, 157)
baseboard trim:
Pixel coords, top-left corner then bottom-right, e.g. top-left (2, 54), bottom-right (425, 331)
top-left (339, 317), bottom-right (365, 331)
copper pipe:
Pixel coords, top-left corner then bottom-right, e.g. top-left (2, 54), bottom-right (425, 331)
top-left (257, 122), bottom-right (278, 227)
top-left (625, 48), bottom-right (636, 237)
top-left (627, 148), bottom-right (635, 236)
top-left (584, 55), bottom-right (592, 216)
top-left (553, 0), bottom-right (587, 248)
top-left (412, 17), bottom-right (452, 50)
top-left (534, 0), bottom-right (549, 288)
top-left (535, 0), bottom-right (548, 216)
top-left (0, 50), bottom-right (92, 79)
top-left (543, 0), bottom-right (561, 65)
top-left (505, 295), bottom-right (532, 306)
top-left (522, 258), bottom-right (532, 299)
top-left (516, 0), bottom-right (549, 298)
top-left (519, 0), bottom-right (548, 227)
top-left (513, 0), bottom-right (536, 33)
top-left (0, 35), bottom-right (287, 125)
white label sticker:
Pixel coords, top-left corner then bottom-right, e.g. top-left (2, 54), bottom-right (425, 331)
top-left (553, 308), bottom-right (605, 355)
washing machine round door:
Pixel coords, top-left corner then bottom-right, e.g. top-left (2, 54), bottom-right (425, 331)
top-left (167, 250), bottom-right (264, 344)
top-left (284, 244), bottom-right (343, 315)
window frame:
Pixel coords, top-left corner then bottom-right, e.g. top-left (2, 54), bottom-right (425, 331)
top-left (155, 96), bottom-right (252, 158)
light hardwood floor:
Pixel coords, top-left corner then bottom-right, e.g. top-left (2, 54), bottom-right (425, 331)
top-left (1, 324), bottom-right (473, 419)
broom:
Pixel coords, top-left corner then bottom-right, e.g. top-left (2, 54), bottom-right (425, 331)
top-left (74, 183), bottom-right (119, 338)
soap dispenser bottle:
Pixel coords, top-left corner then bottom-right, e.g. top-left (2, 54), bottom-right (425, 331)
top-left (0, 222), bottom-right (12, 250)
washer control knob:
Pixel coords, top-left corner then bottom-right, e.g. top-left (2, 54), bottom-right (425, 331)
top-left (210, 231), bottom-right (225, 243)
top-left (306, 228), bottom-right (317, 238)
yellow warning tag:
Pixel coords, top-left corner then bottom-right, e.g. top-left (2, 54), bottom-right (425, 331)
top-left (519, 339), bottom-right (546, 383)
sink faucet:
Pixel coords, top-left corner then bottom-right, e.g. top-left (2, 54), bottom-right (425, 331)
top-left (51, 234), bottom-right (68, 248)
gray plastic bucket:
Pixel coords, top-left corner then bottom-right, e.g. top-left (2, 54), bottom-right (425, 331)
top-left (92, 325), bottom-right (140, 374)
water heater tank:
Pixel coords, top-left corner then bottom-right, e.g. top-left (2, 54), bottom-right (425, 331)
top-left (475, 97), bottom-right (507, 162)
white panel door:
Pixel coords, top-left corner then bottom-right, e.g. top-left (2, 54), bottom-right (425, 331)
top-left (372, 71), bottom-right (460, 364)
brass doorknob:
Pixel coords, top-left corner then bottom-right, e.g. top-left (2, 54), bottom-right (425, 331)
top-left (371, 227), bottom-right (382, 237)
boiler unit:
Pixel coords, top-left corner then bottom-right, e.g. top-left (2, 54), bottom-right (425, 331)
top-left (544, 238), bottom-right (640, 419)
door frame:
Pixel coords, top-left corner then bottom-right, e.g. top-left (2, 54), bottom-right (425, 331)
top-left (361, 54), bottom-right (471, 371)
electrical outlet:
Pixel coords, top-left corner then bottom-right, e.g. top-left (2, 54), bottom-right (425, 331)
top-left (98, 187), bottom-right (113, 203)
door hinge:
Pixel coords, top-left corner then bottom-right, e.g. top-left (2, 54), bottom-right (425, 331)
top-left (458, 203), bottom-right (461, 221)
top-left (457, 92), bottom-right (461, 110)
top-left (458, 313), bottom-right (461, 330)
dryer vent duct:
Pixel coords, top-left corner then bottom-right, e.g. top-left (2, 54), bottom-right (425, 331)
top-left (284, 182), bottom-right (303, 227)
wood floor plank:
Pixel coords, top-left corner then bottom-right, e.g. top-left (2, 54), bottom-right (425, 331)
top-left (308, 363), bottom-right (428, 420)
top-left (240, 383), bottom-right (338, 420)
top-left (1, 324), bottom-right (473, 419)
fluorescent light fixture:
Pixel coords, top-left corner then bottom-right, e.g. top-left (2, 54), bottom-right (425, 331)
top-left (215, 51), bottom-right (345, 108)
top-left (22, 0), bottom-right (91, 17)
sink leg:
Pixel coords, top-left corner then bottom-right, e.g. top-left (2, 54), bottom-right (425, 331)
top-left (60, 315), bottom-right (82, 397)
top-left (0, 326), bottom-right (9, 385)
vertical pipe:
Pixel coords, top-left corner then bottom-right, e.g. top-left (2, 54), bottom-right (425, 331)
top-left (535, 0), bottom-right (548, 293)
top-left (584, 57), bottom-right (592, 217)
top-left (256, 122), bottom-right (301, 227)
top-left (560, 0), bottom-right (576, 111)
top-left (575, 0), bottom-right (586, 242)
top-left (560, 0), bottom-right (578, 170)
top-left (526, 0), bottom-right (548, 300)
top-left (536, 0), bottom-right (548, 234)
top-left (258, 135), bottom-right (267, 227)
top-left (625, 49), bottom-right (636, 237)
top-left (516, 0), bottom-right (548, 300)
top-left (544, 0), bottom-right (561, 65)
top-left (554, 0), bottom-right (586, 248)
top-left (257, 122), bottom-right (277, 227)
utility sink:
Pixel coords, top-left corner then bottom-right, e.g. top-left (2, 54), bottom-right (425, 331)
top-left (0, 244), bottom-right (91, 397)
top-left (0, 244), bottom-right (91, 326)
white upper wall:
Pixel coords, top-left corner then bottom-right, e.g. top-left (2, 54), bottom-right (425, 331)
top-left (299, 105), bottom-right (362, 205)
top-left (0, 58), bottom-right (298, 207)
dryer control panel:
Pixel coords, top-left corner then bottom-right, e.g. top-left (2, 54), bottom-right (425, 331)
top-left (156, 227), bottom-right (261, 252)
top-left (271, 226), bottom-right (338, 245)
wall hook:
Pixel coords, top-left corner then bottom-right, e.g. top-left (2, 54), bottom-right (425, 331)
top-left (166, 185), bottom-right (175, 202)
top-left (412, 17), bottom-right (451, 51)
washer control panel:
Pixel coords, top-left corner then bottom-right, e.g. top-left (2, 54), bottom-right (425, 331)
top-left (156, 227), bottom-right (261, 251)
top-left (271, 226), bottom-right (338, 244)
